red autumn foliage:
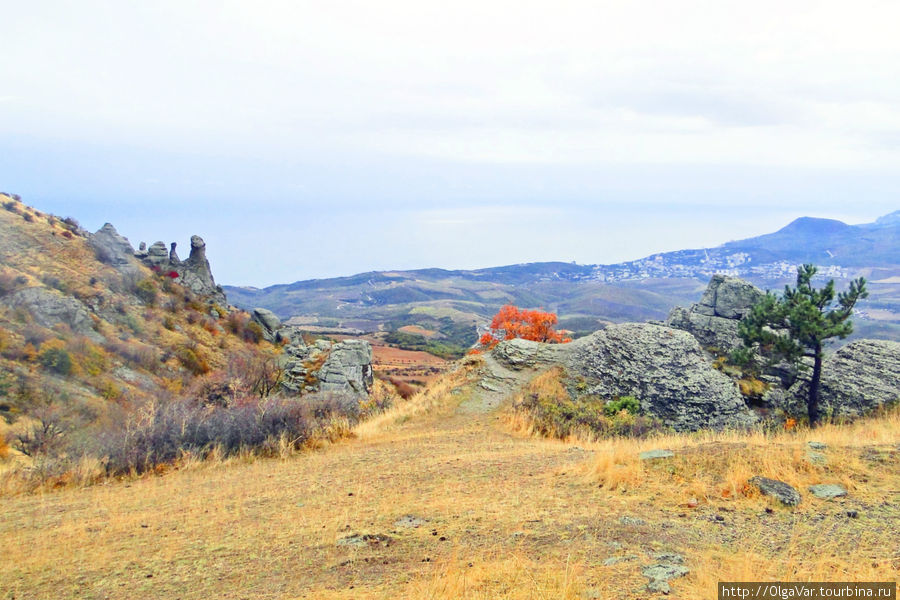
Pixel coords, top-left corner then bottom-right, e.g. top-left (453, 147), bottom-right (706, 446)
top-left (167, 271), bottom-right (179, 279)
top-left (477, 304), bottom-right (571, 350)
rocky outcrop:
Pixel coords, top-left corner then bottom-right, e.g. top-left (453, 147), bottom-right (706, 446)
top-left (179, 236), bottom-right (225, 303)
top-left (135, 235), bottom-right (226, 304)
top-left (88, 223), bottom-right (140, 274)
top-left (492, 322), bottom-right (757, 431)
top-left (281, 338), bottom-right (373, 395)
top-left (666, 275), bottom-right (764, 352)
top-left (251, 308), bottom-right (282, 343)
top-left (779, 340), bottom-right (900, 419)
top-left (1, 287), bottom-right (101, 342)
top-left (565, 323), bottom-right (756, 431)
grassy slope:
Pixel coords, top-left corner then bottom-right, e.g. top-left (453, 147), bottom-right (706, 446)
top-left (0, 194), bottom-right (280, 472)
top-left (3, 360), bottom-right (896, 599)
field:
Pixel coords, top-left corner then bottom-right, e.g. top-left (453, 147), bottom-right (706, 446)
top-left (2, 357), bottom-right (897, 599)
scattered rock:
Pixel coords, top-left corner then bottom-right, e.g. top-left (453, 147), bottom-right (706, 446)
top-left (808, 484), bottom-right (847, 499)
top-left (846, 510), bottom-right (859, 518)
top-left (619, 516), bottom-right (646, 526)
top-left (749, 476), bottom-right (801, 506)
top-left (336, 533), bottom-right (394, 548)
top-left (642, 561), bottom-right (690, 595)
top-left (807, 441), bottom-right (828, 450)
top-left (651, 552), bottom-right (685, 565)
top-left (393, 515), bottom-right (428, 529)
top-left (805, 451), bottom-right (827, 466)
top-left (639, 449), bottom-right (674, 461)
top-left (603, 554), bottom-right (638, 566)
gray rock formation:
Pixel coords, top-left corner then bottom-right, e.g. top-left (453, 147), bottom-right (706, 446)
top-left (281, 338), bottom-right (373, 395)
top-left (491, 337), bottom-right (570, 370)
top-left (179, 235), bottom-right (225, 303)
top-left (780, 340), bottom-right (900, 419)
top-left (88, 223), bottom-right (139, 274)
top-left (491, 323), bottom-right (756, 431)
top-left (251, 308), bottom-right (282, 343)
top-left (666, 274), bottom-right (764, 352)
top-left (135, 235), bottom-right (226, 304)
top-left (749, 476), bottom-right (801, 506)
top-left (565, 323), bottom-right (756, 431)
top-left (808, 484), bottom-right (847, 499)
top-left (144, 241), bottom-right (170, 269)
top-left (1, 287), bottom-right (101, 342)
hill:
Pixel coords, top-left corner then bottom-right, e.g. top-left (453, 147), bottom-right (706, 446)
top-left (0, 193), bottom-right (309, 487)
top-left (225, 211), bottom-right (900, 351)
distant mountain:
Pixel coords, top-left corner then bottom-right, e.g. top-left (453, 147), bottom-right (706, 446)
top-left (224, 210), bottom-right (900, 350)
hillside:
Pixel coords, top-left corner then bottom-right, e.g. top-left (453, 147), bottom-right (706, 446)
top-left (225, 211), bottom-right (900, 350)
top-left (0, 193), bottom-right (300, 486)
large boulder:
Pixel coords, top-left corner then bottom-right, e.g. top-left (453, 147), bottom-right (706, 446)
top-left (281, 338), bottom-right (373, 395)
top-left (666, 275), bottom-right (764, 352)
top-left (1, 287), bottom-right (101, 342)
top-left (251, 308), bottom-right (282, 343)
top-left (781, 340), bottom-right (900, 419)
top-left (563, 323), bottom-right (756, 431)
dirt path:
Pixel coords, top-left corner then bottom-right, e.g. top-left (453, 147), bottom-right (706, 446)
top-left (3, 362), bottom-right (894, 599)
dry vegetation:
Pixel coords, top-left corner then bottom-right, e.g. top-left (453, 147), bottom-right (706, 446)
top-left (2, 357), bottom-right (896, 599)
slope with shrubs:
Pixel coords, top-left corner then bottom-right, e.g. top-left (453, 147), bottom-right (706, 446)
top-left (0, 194), bottom-right (394, 492)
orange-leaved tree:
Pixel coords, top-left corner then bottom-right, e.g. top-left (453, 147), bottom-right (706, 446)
top-left (474, 304), bottom-right (571, 351)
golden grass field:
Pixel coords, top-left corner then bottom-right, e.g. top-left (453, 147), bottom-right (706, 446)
top-left (2, 359), bottom-right (898, 599)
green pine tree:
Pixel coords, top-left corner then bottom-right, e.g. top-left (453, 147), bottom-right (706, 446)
top-left (735, 264), bottom-right (868, 425)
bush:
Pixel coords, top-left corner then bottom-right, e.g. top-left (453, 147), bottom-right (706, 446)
top-left (0, 271), bottom-right (26, 297)
top-left (37, 340), bottom-right (73, 375)
top-left (176, 346), bottom-right (210, 375)
top-left (603, 395), bottom-right (640, 417)
top-left (133, 278), bottom-right (158, 306)
top-left (513, 369), bottom-right (662, 439)
top-left (93, 393), bottom-right (361, 475)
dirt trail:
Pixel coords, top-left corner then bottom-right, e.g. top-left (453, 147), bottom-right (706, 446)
top-left (4, 360), bottom-right (890, 599)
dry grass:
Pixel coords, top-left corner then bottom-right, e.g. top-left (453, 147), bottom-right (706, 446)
top-left (1, 361), bottom-right (897, 599)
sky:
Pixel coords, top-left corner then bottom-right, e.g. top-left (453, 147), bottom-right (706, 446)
top-left (2, 1), bottom-right (899, 287)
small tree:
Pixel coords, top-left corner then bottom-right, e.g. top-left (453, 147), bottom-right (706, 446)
top-left (477, 304), bottom-right (571, 350)
top-left (735, 264), bottom-right (867, 425)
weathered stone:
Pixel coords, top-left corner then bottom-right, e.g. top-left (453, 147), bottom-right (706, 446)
top-left (666, 275), bottom-right (764, 351)
top-left (281, 338), bottom-right (373, 395)
top-left (251, 308), bottom-right (281, 343)
top-left (144, 241), bottom-right (169, 268)
top-left (808, 484), bottom-right (847, 499)
top-left (565, 323), bottom-right (757, 431)
top-left (619, 516), bottom-right (646, 526)
top-left (2, 287), bottom-right (101, 341)
top-left (179, 235), bottom-right (226, 304)
top-left (639, 449), bottom-right (674, 461)
top-left (88, 223), bottom-right (138, 273)
top-left (642, 561), bottom-right (689, 594)
top-left (749, 476), bottom-right (801, 506)
top-left (807, 441), bottom-right (828, 450)
top-left (651, 553), bottom-right (685, 564)
top-left (805, 451), bottom-right (827, 466)
top-left (784, 340), bottom-right (900, 420)
top-left (492, 337), bottom-right (570, 370)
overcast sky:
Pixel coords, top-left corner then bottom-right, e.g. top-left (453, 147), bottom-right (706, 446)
top-left (3, 1), bottom-right (899, 286)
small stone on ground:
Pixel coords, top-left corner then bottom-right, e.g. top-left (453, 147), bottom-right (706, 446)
top-left (808, 484), bottom-right (847, 499)
top-left (639, 449), bottom-right (675, 460)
